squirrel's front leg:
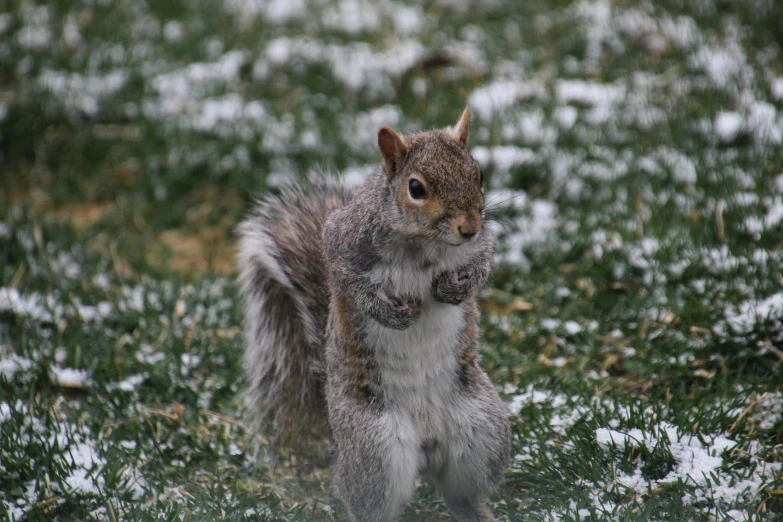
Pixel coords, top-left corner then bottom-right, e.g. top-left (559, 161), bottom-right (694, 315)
top-left (328, 250), bottom-right (421, 329)
top-left (432, 252), bottom-right (492, 305)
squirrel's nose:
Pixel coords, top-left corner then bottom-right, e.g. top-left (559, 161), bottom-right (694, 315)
top-left (453, 213), bottom-right (481, 242)
top-left (458, 226), bottom-right (477, 239)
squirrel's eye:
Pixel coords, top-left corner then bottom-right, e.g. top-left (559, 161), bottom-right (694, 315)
top-left (408, 179), bottom-right (426, 200)
top-left (479, 169), bottom-right (484, 187)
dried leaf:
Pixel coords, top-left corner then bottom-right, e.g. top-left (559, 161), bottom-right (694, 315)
top-left (506, 297), bottom-right (534, 313)
top-left (602, 354), bottom-right (620, 370)
top-left (49, 201), bottom-right (116, 228)
top-left (689, 326), bottom-right (712, 335)
top-left (175, 299), bottom-right (186, 318)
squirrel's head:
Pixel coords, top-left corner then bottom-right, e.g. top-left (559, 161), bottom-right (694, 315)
top-left (377, 107), bottom-right (484, 246)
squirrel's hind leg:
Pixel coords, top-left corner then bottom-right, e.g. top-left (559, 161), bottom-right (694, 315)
top-left (331, 409), bottom-right (419, 522)
top-left (433, 378), bottom-right (510, 522)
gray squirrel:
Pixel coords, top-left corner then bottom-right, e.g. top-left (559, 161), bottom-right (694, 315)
top-left (237, 108), bottom-right (510, 522)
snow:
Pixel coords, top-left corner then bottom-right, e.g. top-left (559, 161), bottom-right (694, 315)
top-left (17, 5), bottom-right (52, 51)
top-left (0, 13), bottom-right (12, 36)
top-left (342, 105), bottom-right (403, 153)
top-left (747, 101), bottom-right (782, 145)
top-left (0, 401), bottom-right (16, 424)
top-left (563, 321), bottom-right (582, 335)
top-left (0, 288), bottom-right (115, 326)
top-left (655, 147), bottom-right (697, 185)
top-left (725, 292), bottom-right (783, 335)
top-left (322, 0), bottom-right (381, 34)
top-left (772, 78), bottom-right (783, 101)
top-left (555, 79), bottom-right (626, 124)
top-left (341, 164), bottom-right (375, 187)
top-left (553, 106), bottom-right (578, 130)
top-left (51, 367), bottom-right (90, 388)
top-left (508, 384), bottom-right (568, 416)
top-left (392, 5), bottom-right (424, 35)
top-left (0, 288), bottom-right (59, 323)
top-left (63, 441), bottom-right (105, 494)
top-left (765, 197), bottom-right (783, 229)
top-left (112, 374), bottom-right (146, 392)
top-left (541, 318), bottom-right (561, 331)
top-left (472, 146), bottom-right (537, 187)
top-left (468, 79), bottom-right (546, 121)
top-left (327, 40), bottom-right (425, 92)
top-left (507, 384), bottom-right (587, 436)
top-left (3, 401), bottom-right (149, 504)
top-left (728, 393), bottom-right (783, 431)
top-left (163, 21), bottom-right (185, 43)
top-left (595, 421), bottom-right (779, 514)
top-left (690, 41), bottom-right (748, 89)
top-left (495, 198), bottom-right (558, 268)
top-left (2, 502), bottom-right (25, 520)
top-left (556, 80), bottom-right (625, 107)
top-left (39, 69), bottom-right (129, 118)
top-left (596, 424), bottom-right (733, 487)
top-left (263, 37), bottom-right (427, 94)
top-left (223, 0), bottom-right (306, 24)
top-left (0, 355), bottom-right (33, 381)
top-left (715, 111), bottom-right (743, 142)
top-left (143, 51), bottom-right (269, 137)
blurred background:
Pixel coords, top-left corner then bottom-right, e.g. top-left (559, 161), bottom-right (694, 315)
top-left (1, 0), bottom-right (783, 520)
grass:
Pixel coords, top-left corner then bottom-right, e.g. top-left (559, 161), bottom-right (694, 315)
top-left (2, 0), bottom-right (783, 520)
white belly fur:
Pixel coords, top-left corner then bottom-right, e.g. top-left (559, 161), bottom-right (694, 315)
top-left (360, 239), bottom-right (487, 478)
top-left (366, 291), bottom-right (466, 440)
top-left (363, 240), bottom-right (482, 441)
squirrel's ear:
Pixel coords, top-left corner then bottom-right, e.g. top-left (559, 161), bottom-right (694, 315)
top-left (378, 125), bottom-right (409, 178)
top-left (450, 106), bottom-right (470, 146)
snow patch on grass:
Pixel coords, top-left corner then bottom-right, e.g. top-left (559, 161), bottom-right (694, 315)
top-left (724, 292), bottom-right (783, 336)
top-left (507, 384), bottom-right (588, 435)
top-left (39, 69), bottom-right (128, 118)
top-left (0, 354), bottom-right (33, 382)
top-left (487, 192), bottom-right (558, 269)
top-left (51, 367), bottom-right (91, 388)
top-left (472, 146), bottom-right (537, 188)
top-left (111, 374), bottom-right (147, 392)
top-left (223, 0), bottom-right (306, 24)
top-left (556, 80), bottom-right (625, 125)
top-left (1, 402), bottom-right (149, 513)
top-left (468, 79), bottom-right (547, 121)
top-left (715, 111), bottom-right (744, 142)
top-left (595, 422), bottom-right (780, 517)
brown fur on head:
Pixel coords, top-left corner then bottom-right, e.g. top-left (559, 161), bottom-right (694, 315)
top-left (377, 107), bottom-right (484, 246)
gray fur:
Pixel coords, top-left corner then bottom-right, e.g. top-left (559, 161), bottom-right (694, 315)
top-left (236, 180), bottom-right (352, 440)
top-left (237, 111), bottom-right (510, 521)
top-left (322, 168), bottom-right (509, 522)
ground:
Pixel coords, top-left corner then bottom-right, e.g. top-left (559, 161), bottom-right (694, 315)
top-left (1, 0), bottom-right (783, 520)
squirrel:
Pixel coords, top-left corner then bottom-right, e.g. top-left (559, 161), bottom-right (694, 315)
top-left (237, 107), bottom-right (511, 522)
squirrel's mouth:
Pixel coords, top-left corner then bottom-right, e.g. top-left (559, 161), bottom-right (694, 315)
top-left (444, 237), bottom-right (473, 247)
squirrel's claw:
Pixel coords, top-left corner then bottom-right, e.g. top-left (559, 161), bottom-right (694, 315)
top-left (371, 292), bottom-right (421, 329)
top-left (432, 268), bottom-right (475, 305)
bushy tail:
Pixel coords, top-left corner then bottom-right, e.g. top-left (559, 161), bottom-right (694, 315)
top-left (236, 180), bottom-right (352, 444)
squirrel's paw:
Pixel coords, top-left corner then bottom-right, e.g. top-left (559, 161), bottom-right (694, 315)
top-left (372, 293), bottom-right (421, 329)
top-left (389, 296), bottom-right (419, 315)
top-left (432, 268), bottom-right (475, 305)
